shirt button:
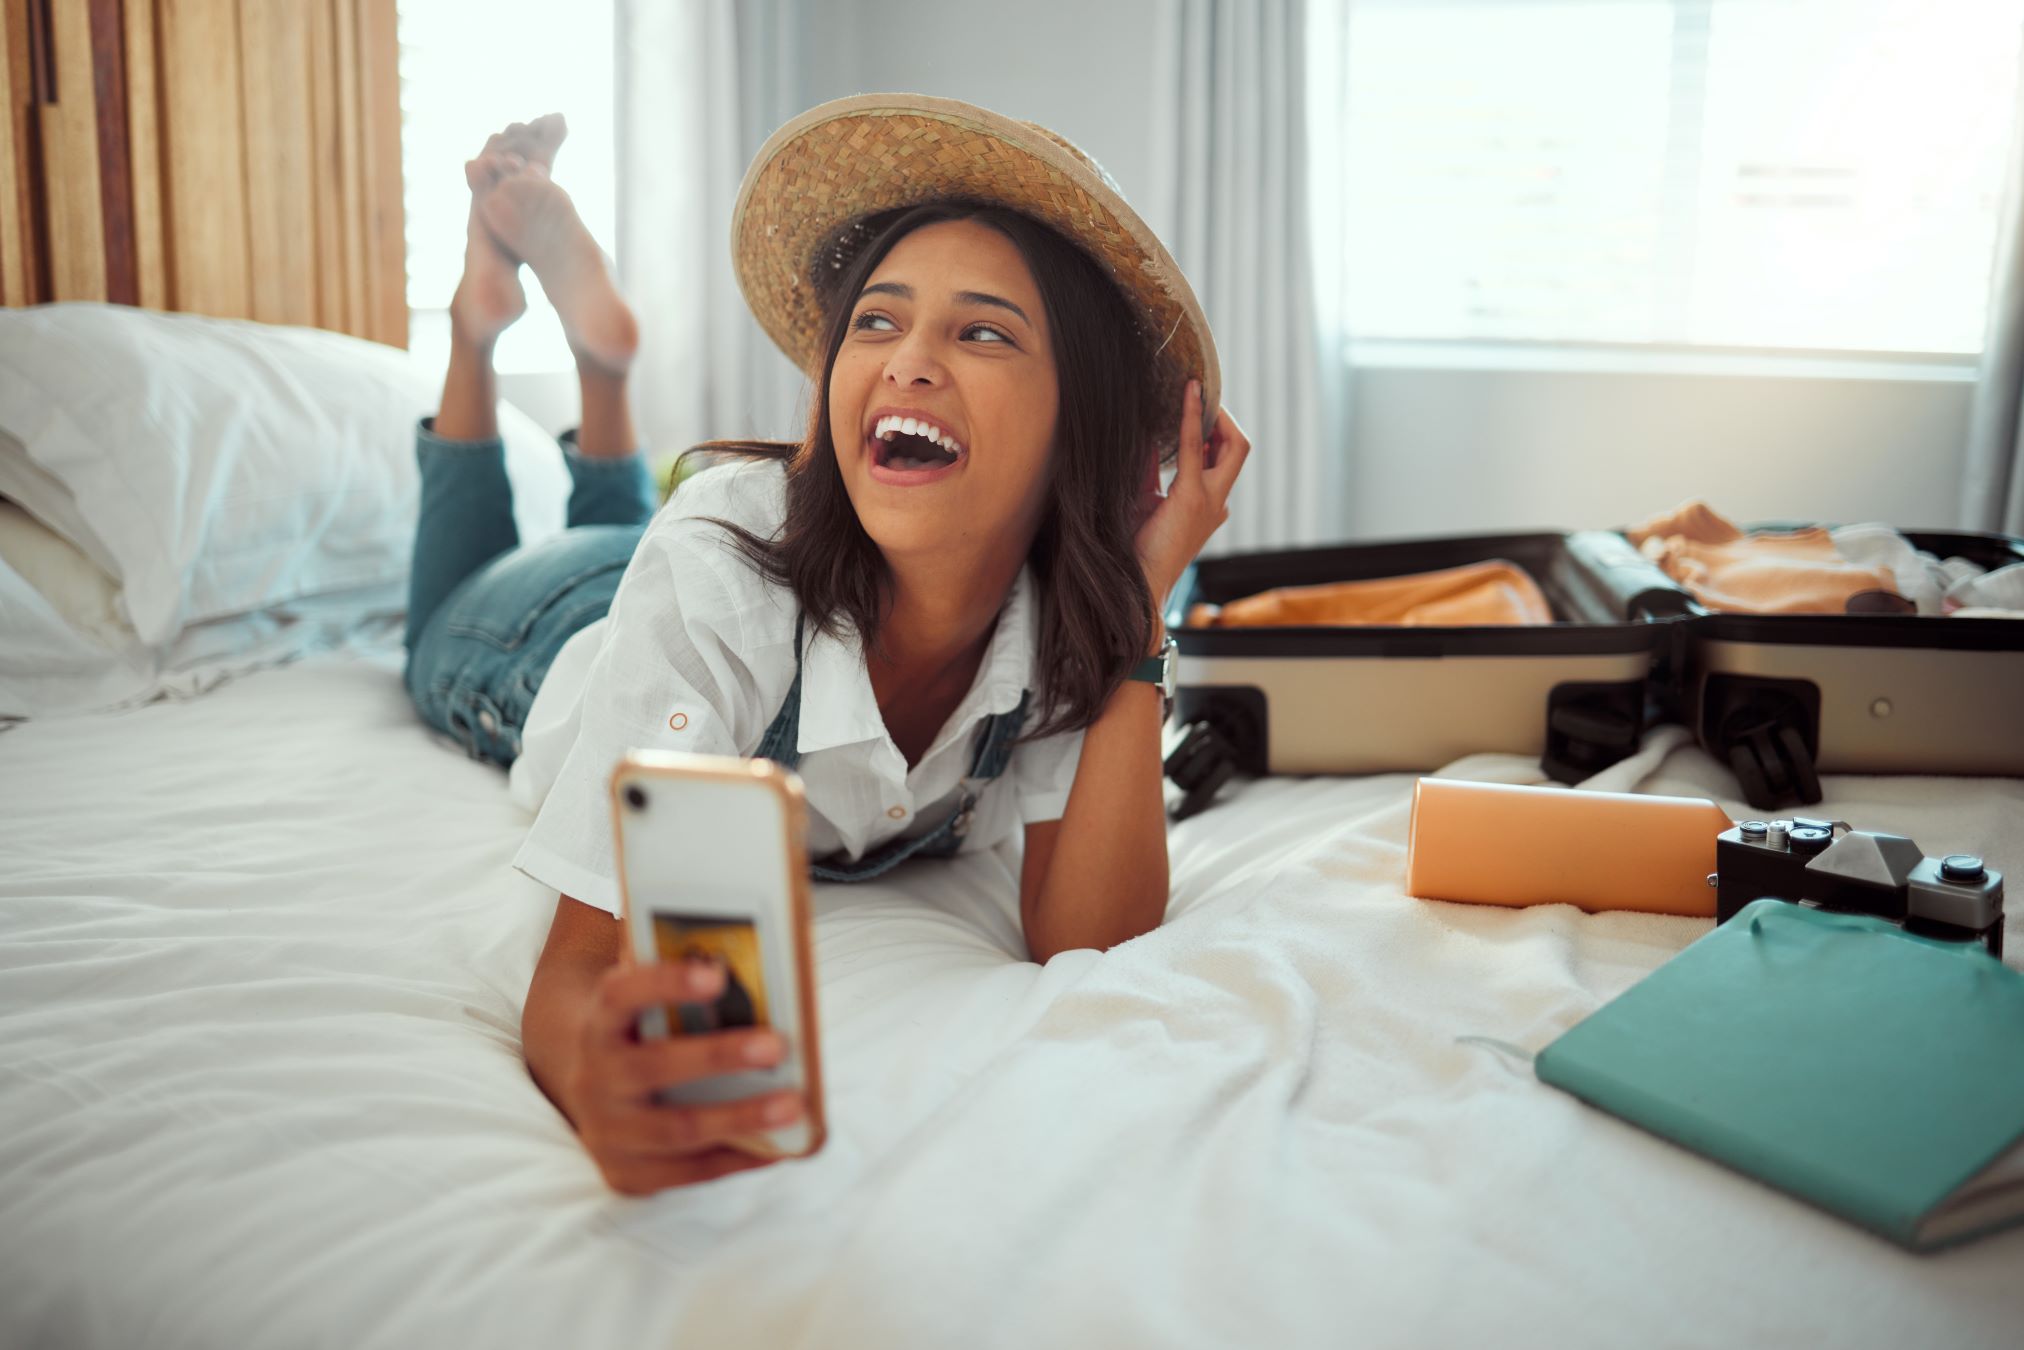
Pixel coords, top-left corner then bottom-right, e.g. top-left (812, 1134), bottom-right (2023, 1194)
top-left (477, 710), bottom-right (497, 734)
top-left (887, 805), bottom-right (907, 820)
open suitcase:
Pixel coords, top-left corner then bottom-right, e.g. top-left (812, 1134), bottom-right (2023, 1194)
top-left (1670, 529), bottom-right (2024, 809)
top-left (1164, 526), bottom-right (2024, 817)
top-left (1160, 530), bottom-right (1692, 817)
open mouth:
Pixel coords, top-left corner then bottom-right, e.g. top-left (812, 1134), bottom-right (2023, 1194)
top-left (876, 431), bottom-right (959, 471)
top-left (868, 413), bottom-right (966, 477)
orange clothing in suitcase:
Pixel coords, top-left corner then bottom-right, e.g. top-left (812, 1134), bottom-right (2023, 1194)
top-left (1627, 501), bottom-right (1901, 615)
top-left (1187, 559), bottom-right (1553, 628)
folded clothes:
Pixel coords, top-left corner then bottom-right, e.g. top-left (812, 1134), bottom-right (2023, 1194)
top-left (1186, 559), bottom-right (1553, 629)
top-left (1628, 501), bottom-right (2024, 618)
top-left (1627, 502), bottom-right (1898, 616)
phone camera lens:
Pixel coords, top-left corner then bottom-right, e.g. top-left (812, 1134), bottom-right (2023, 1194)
top-left (625, 785), bottom-right (647, 811)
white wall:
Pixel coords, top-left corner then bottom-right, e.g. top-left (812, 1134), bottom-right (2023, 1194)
top-left (799, 0), bottom-right (1171, 230)
top-left (1346, 357), bottom-right (1975, 537)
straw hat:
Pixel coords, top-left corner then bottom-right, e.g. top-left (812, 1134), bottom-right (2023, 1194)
top-left (731, 93), bottom-right (1219, 446)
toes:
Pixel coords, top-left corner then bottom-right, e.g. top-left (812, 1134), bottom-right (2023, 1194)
top-left (529, 112), bottom-right (568, 160)
top-left (466, 152), bottom-right (515, 191)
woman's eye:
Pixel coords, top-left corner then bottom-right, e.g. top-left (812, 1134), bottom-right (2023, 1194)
top-left (852, 311), bottom-right (896, 333)
top-left (964, 324), bottom-right (1011, 345)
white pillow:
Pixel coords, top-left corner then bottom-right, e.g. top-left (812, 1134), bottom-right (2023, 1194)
top-left (0, 303), bottom-right (570, 647)
top-left (0, 495), bottom-right (127, 647)
top-left (0, 499), bottom-right (412, 718)
top-left (0, 499), bottom-right (160, 716)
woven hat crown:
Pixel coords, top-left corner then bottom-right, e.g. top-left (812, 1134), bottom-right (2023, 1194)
top-left (731, 94), bottom-right (1219, 445)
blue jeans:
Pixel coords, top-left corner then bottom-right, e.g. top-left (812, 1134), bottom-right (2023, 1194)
top-left (403, 419), bottom-right (655, 766)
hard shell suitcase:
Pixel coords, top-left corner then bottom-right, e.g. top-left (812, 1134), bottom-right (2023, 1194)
top-left (1164, 525), bottom-right (2024, 818)
top-left (1162, 530), bottom-right (1688, 817)
top-left (1665, 529), bottom-right (2024, 810)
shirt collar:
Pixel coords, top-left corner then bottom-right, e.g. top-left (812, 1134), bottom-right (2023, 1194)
top-left (795, 565), bottom-right (1039, 758)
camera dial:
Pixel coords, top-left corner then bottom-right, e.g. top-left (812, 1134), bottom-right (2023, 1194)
top-left (1941, 854), bottom-right (1987, 884)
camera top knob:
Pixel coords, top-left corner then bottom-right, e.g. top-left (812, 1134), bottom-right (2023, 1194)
top-left (1789, 826), bottom-right (1833, 855)
top-left (1740, 820), bottom-right (1768, 841)
top-left (1940, 854), bottom-right (1988, 884)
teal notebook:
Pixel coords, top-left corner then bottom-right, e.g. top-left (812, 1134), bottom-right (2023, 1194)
top-left (1536, 899), bottom-right (2024, 1252)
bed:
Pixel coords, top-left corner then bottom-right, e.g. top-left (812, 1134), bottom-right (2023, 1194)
top-left (3, 305), bottom-right (2021, 1349)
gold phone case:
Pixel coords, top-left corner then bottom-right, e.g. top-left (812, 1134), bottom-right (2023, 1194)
top-left (608, 751), bottom-right (827, 1160)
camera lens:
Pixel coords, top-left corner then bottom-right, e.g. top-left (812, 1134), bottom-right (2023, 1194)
top-left (625, 784), bottom-right (647, 811)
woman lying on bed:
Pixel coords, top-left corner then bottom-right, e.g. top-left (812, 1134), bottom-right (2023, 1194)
top-left (403, 97), bottom-right (1246, 1193)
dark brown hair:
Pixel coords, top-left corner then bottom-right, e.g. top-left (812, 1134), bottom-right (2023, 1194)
top-left (684, 200), bottom-right (1168, 740)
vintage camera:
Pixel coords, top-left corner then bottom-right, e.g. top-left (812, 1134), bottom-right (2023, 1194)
top-left (1711, 818), bottom-right (2005, 957)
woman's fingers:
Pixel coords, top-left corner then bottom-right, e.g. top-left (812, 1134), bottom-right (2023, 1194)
top-left (603, 1027), bottom-right (786, 1100)
top-left (605, 1089), bottom-right (804, 1155)
top-left (1203, 407), bottom-right (1252, 502)
top-left (589, 958), bottom-right (727, 1043)
top-left (1172, 380), bottom-right (1206, 493)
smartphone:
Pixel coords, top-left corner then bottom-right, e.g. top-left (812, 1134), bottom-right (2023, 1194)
top-left (609, 751), bottom-right (826, 1161)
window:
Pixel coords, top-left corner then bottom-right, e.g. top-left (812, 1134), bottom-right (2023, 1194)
top-left (396, 0), bottom-right (618, 373)
top-left (1325, 0), bottom-right (2024, 354)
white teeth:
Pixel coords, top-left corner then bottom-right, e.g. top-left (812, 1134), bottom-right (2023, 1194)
top-left (871, 414), bottom-right (965, 458)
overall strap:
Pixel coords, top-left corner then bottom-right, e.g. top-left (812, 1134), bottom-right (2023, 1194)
top-left (966, 690), bottom-right (1031, 781)
top-left (752, 612), bottom-right (806, 769)
top-left (752, 608), bottom-right (1035, 882)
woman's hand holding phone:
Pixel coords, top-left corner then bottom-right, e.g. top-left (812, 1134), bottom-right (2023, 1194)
top-left (563, 956), bottom-right (805, 1196)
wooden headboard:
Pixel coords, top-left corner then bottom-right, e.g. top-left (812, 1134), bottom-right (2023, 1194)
top-left (0, 0), bottom-right (406, 347)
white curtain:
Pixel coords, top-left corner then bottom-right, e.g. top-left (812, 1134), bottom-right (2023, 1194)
top-left (1147, 0), bottom-right (1350, 553)
top-left (616, 0), bottom-right (808, 456)
top-left (1963, 46), bottom-right (2024, 538)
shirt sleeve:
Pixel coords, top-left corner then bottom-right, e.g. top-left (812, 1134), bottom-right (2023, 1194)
top-left (1010, 725), bottom-right (1086, 825)
top-left (510, 524), bottom-right (769, 916)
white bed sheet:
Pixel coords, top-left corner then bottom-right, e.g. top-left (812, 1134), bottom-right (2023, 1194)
top-left (2, 649), bottom-right (2020, 1350)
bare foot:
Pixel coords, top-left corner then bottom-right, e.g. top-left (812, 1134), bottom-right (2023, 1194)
top-left (478, 162), bottom-right (638, 374)
top-left (445, 116), bottom-right (568, 346)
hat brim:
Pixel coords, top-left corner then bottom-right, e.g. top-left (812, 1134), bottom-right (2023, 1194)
top-left (731, 93), bottom-right (1219, 445)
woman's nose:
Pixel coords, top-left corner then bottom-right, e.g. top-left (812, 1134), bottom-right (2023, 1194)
top-left (883, 332), bottom-right (946, 388)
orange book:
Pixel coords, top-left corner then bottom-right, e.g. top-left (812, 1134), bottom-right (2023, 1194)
top-left (1406, 778), bottom-right (1733, 917)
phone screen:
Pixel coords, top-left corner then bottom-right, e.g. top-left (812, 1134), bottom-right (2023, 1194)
top-left (651, 911), bottom-right (770, 1034)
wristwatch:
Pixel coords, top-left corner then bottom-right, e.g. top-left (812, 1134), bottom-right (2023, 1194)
top-left (1130, 635), bottom-right (1180, 719)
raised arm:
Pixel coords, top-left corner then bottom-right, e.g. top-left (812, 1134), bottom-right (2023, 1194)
top-left (1019, 384), bottom-right (1251, 960)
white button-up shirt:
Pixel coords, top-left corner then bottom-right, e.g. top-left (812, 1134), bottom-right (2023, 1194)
top-left (509, 459), bottom-right (1084, 916)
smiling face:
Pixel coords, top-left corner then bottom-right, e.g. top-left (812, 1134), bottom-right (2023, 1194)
top-left (826, 217), bottom-right (1060, 565)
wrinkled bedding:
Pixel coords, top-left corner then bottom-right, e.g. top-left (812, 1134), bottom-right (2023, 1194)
top-left (3, 648), bottom-right (2020, 1349)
